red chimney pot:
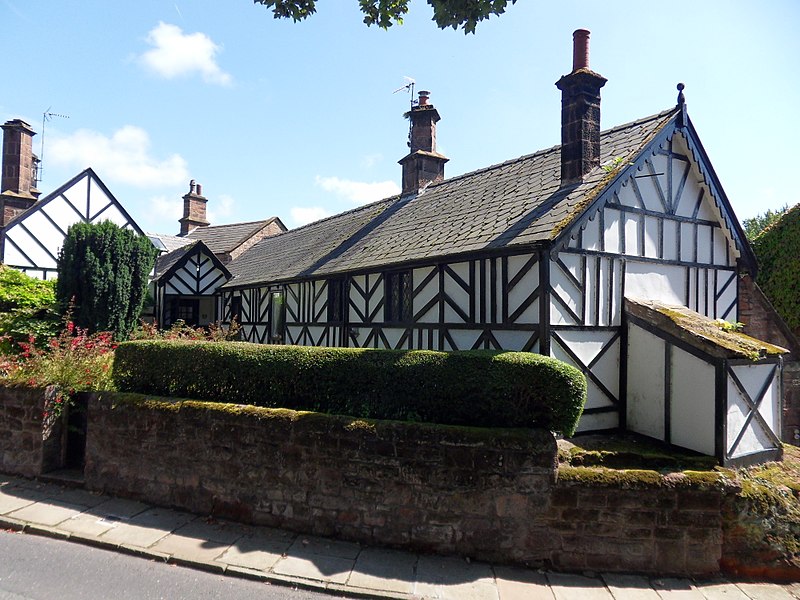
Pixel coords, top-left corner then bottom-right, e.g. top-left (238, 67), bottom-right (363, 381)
top-left (418, 91), bottom-right (430, 106)
top-left (572, 29), bottom-right (590, 71)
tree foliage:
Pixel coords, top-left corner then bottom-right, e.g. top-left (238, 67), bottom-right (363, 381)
top-left (253, 0), bottom-right (517, 33)
top-left (751, 203), bottom-right (800, 332)
top-left (0, 266), bottom-right (60, 353)
top-left (743, 204), bottom-right (789, 241)
top-left (56, 221), bottom-right (158, 340)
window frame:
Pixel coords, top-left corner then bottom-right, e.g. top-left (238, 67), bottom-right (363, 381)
top-left (384, 270), bottom-right (412, 324)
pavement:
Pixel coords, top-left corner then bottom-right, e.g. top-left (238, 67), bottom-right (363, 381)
top-left (0, 473), bottom-right (798, 600)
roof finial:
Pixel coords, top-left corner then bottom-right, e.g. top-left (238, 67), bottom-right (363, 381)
top-left (676, 83), bottom-right (688, 128)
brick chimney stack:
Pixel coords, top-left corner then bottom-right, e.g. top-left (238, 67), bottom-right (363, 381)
top-left (555, 29), bottom-right (607, 186)
top-left (1, 119), bottom-right (41, 227)
top-left (399, 91), bottom-right (449, 195)
top-left (179, 179), bottom-right (210, 236)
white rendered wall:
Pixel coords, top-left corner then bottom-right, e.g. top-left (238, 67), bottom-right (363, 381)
top-left (670, 345), bottom-right (716, 456)
top-left (626, 323), bottom-right (666, 440)
top-left (625, 262), bottom-right (686, 307)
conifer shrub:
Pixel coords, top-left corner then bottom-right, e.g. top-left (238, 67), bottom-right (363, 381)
top-left (56, 221), bottom-right (158, 340)
top-left (112, 341), bottom-right (587, 435)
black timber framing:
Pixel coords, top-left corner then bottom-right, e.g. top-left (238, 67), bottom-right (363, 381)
top-left (539, 247), bottom-right (551, 356)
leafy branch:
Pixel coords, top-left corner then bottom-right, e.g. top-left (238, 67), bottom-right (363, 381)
top-left (252, 0), bottom-right (517, 33)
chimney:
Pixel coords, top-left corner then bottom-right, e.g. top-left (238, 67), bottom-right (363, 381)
top-left (398, 91), bottom-right (449, 195)
top-left (1, 119), bottom-right (40, 227)
top-left (555, 29), bottom-right (607, 186)
top-left (178, 179), bottom-right (210, 236)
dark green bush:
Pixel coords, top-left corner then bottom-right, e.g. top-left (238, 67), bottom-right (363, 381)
top-left (113, 341), bottom-right (587, 435)
top-left (752, 203), bottom-right (800, 331)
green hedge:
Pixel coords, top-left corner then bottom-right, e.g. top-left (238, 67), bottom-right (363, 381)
top-left (112, 341), bottom-right (587, 436)
top-left (752, 203), bottom-right (800, 331)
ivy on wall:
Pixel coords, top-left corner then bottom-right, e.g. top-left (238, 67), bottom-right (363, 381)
top-left (752, 203), bottom-right (800, 332)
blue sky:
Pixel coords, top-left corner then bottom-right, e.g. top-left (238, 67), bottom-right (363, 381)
top-left (2, 0), bottom-right (798, 235)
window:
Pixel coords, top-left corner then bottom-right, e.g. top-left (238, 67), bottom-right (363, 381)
top-left (229, 295), bottom-right (242, 324)
top-left (384, 270), bottom-right (412, 323)
top-left (326, 279), bottom-right (347, 323)
top-left (270, 291), bottom-right (285, 342)
top-left (169, 298), bottom-right (199, 327)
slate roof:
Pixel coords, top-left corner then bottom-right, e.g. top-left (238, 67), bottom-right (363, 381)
top-left (187, 218), bottom-right (283, 255)
top-left (153, 241), bottom-right (200, 279)
top-left (223, 109), bottom-right (678, 289)
top-left (147, 233), bottom-right (193, 253)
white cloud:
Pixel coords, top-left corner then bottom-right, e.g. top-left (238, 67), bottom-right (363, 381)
top-left (149, 194), bottom-right (183, 220)
top-left (315, 176), bottom-right (400, 205)
top-left (290, 206), bottom-right (330, 227)
top-left (139, 22), bottom-right (231, 86)
top-left (361, 153), bottom-right (383, 169)
top-left (48, 126), bottom-right (189, 188)
top-left (208, 193), bottom-right (234, 223)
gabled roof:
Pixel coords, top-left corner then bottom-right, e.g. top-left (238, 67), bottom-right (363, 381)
top-left (186, 218), bottom-right (285, 255)
top-left (224, 109), bottom-right (678, 289)
top-left (153, 239), bottom-right (231, 282)
top-left (154, 241), bottom-right (200, 279)
top-left (2, 168), bottom-right (143, 234)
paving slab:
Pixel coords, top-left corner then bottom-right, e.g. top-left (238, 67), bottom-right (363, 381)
top-left (272, 553), bottom-right (355, 585)
top-left (548, 572), bottom-right (614, 600)
top-left (347, 547), bottom-right (417, 595)
top-left (692, 579), bottom-right (750, 600)
top-left (41, 487), bottom-right (108, 509)
top-left (91, 497), bottom-right (150, 520)
top-left (286, 534), bottom-right (361, 560)
top-left (494, 566), bottom-right (555, 600)
top-left (6, 501), bottom-right (86, 527)
top-left (150, 532), bottom-right (232, 563)
top-left (99, 508), bottom-right (195, 548)
top-left (603, 573), bottom-right (661, 600)
top-left (415, 555), bottom-right (498, 600)
top-left (58, 513), bottom-right (117, 537)
top-left (172, 518), bottom-right (249, 545)
top-left (735, 583), bottom-right (796, 600)
top-left (217, 538), bottom-right (287, 571)
top-left (652, 579), bottom-right (706, 599)
top-left (0, 488), bottom-right (41, 515)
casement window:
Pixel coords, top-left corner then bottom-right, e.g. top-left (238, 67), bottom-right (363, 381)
top-left (229, 295), bottom-right (242, 323)
top-left (327, 278), bottom-right (347, 324)
top-left (384, 270), bottom-right (412, 323)
top-left (270, 291), bottom-right (285, 342)
top-left (169, 298), bottom-right (199, 327)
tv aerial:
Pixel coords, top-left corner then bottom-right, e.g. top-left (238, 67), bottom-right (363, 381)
top-left (393, 77), bottom-right (416, 148)
top-left (38, 108), bottom-right (70, 186)
top-left (393, 76), bottom-right (417, 109)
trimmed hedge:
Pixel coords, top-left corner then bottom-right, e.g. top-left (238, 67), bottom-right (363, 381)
top-left (112, 341), bottom-right (587, 436)
top-left (752, 202), bottom-right (800, 331)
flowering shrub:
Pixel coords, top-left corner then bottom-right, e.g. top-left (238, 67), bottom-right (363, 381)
top-left (0, 318), bottom-right (117, 420)
top-left (129, 318), bottom-right (240, 342)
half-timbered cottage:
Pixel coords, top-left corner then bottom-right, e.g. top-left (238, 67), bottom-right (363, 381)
top-left (213, 30), bottom-right (786, 465)
top-left (0, 119), bottom-right (144, 279)
top-left (149, 181), bottom-right (287, 327)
